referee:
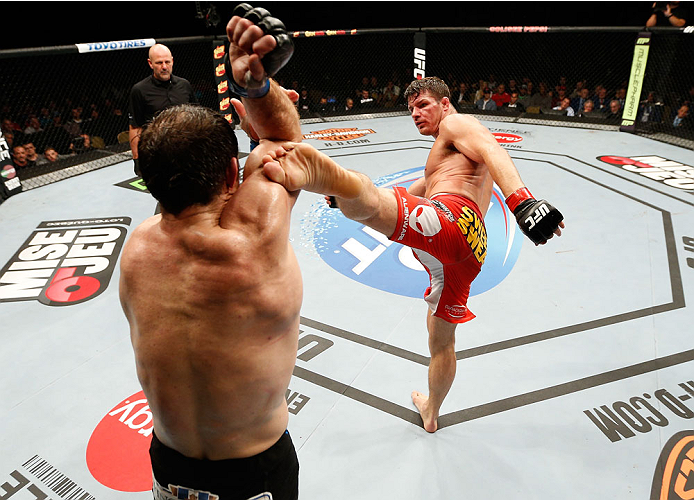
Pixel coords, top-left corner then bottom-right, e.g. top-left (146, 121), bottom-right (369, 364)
top-left (128, 44), bottom-right (198, 175)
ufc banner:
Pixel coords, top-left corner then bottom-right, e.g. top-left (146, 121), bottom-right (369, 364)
top-left (0, 129), bottom-right (22, 205)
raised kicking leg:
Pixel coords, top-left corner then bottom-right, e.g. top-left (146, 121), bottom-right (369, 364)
top-left (412, 311), bottom-right (458, 433)
top-left (261, 142), bottom-right (398, 237)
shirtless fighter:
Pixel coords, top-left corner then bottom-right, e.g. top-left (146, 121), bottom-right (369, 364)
top-left (118, 4), bottom-right (330, 499)
top-left (261, 76), bottom-right (565, 433)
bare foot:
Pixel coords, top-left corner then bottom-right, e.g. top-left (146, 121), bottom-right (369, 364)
top-left (262, 142), bottom-right (362, 198)
top-left (411, 391), bottom-right (438, 433)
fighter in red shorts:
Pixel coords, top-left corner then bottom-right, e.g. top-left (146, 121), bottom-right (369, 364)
top-left (391, 187), bottom-right (487, 324)
top-left (261, 77), bottom-right (564, 433)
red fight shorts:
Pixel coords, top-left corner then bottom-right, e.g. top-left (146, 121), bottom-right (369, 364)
top-left (390, 187), bottom-right (487, 323)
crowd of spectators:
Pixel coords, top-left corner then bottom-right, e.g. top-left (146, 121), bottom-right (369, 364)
top-left (1, 97), bottom-right (130, 170)
top-left (277, 72), bottom-right (692, 133)
top-left (3, 72), bottom-right (692, 172)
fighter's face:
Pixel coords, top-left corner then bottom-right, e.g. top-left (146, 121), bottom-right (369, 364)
top-left (408, 91), bottom-right (447, 137)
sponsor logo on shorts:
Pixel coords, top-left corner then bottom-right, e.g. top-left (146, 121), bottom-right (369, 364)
top-left (0, 217), bottom-right (130, 306)
top-left (153, 477), bottom-right (221, 500)
top-left (217, 80), bottom-right (229, 94)
top-left (456, 206), bottom-right (487, 264)
top-left (597, 155), bottom-right (694, 190)
top-left (306, 167), bottom-right (522, 298)
top-left (213, 45), bottom-right (225, 59)
top-left (492, 133), bottom-right (523, 143)
top-left (650, 430), bottom-right (694, 500)
top-left (396, 195), bottom-right (411, 241)
top-left (87, 391), bottom-right (153, 492)
top-left (409, 204), bottom-right (442, 237)
top-left (430, 199), bottom-right (456, 221)
top-left (444, 304), bottom-right (467, 318)
top-left (303, 128), bottom-right (376, 141)
top-left (219, 97), bottom-right (231, 111)
top-left (215, 63), bottom-right (226, 77)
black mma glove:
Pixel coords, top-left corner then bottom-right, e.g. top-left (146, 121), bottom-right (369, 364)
top-left (233, 3), bottom-right (294, 77)
top-left (505, 187), bottom-right (563, 245)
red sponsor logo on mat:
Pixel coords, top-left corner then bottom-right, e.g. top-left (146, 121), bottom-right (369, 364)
top-left (86, 391), bottom-right (153, 492)
top-left (493, 133), bottom-right (523, 143)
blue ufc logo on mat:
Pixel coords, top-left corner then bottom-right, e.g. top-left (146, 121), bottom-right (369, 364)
top-left (310, 166), bottom-right (523, 298)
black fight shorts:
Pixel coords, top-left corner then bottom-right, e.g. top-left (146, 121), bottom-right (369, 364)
top-left (149, 430), bottom-right (299, 500)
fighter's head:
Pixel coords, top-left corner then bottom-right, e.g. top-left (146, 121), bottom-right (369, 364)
top-left (404, 77), bottom-right (452, 137)
top-left (139, 104), bottom-right (239, 215)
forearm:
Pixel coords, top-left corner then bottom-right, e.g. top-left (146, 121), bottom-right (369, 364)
top-left (668, 14), bottom-right (686, 26)
top-left (241, 79), bottom-right (302, 143)
top-left (483, 144), bottom-right (525, 197)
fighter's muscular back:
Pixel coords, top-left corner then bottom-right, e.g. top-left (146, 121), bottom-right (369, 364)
top-left (119, 162), bottom-right (302, 461)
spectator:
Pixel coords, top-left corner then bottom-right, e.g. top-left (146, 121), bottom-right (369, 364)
top-left (571, 88), bottom-right (591, 114)
top-left (551, 88), bottom-right (568, 109)
top-left (529, 82), bottom-right (551, 109)
top-left (552, 97), bottom-right (575, 116)
top-left (672, 104), bottom-right (690, 128)
top-left (475, 88), bottom-right (497, 111)
top-left (487, 73), bottom-right (497, 90)
top-left (452, 82), bottom-right (472, 106)
top-left (38, 107), bottom-right (53, 129)
top-left (297, 88), bottom-right (311, 116)
top-left (357, 88), bottom-right (377, 109)
top-left (128, 43), bottom-right (197, 175)
top-left (507, 79), bottom-right (520, 95)
top-left (578, 99), bottom-right (596, 117)
top-left (64, 107), bottom-right (84, 138)
top-left (11, 145), bottom-right (29, 169)
top-left (69, 134), bottom-right (94, 155)
top-left (615, 88), bottom-right (627, 109)
top-left (593, 87), bottom-right (611, 113)
top-left (44, 115), bottom-right (71, 154)
top-left (474, 80), bottom-right (488, 102)
top-left (606, 100), bottom-right (622, 122)
top-left (505, 92), bottom-right (525, 113)
top-left (1, 118), bottom-right (21, 135)
top-left (491, 84), bottom-right (511, 108)
top-left (23, 141), bottom-right (40, 165)
top-left (369, 76), bottom-right (381, 103)
top-left (344, 97), bottom-right (355, 113)
top-left (315, 97), bottom-right (334, 114)
top-left (43, 146), bottom-right (67, 163)
top-left (647, 1), bottom-right (688, 26)
top-left (518, 85), bottom-right (531, 106)
top-left (23, 116), bottom-right (43, 135)
top-left (381, 80), bottom-right (401, 107)
top-left (570, 80), bottom-right (587, 99)
top-left (637, 91), bottom-right (663, 123)
top-left (3, 131), bottom-right (14, 149)
top-left (526, 81), bottom-right (535, 97)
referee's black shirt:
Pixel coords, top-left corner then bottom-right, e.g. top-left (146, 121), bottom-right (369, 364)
top-left (128, 75), bottom-right (198, 128)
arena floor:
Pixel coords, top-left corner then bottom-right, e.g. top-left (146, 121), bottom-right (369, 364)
top-left (1, 113), bottom-right (694, 500)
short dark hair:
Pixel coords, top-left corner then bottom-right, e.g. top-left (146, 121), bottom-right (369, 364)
top-left (404, 77), bottom-right (451, 103)
top-left (139, 104), bottom-right (238, 215)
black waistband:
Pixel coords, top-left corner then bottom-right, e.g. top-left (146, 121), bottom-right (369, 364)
top-left (150, 430), bottom-right (295, 483)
